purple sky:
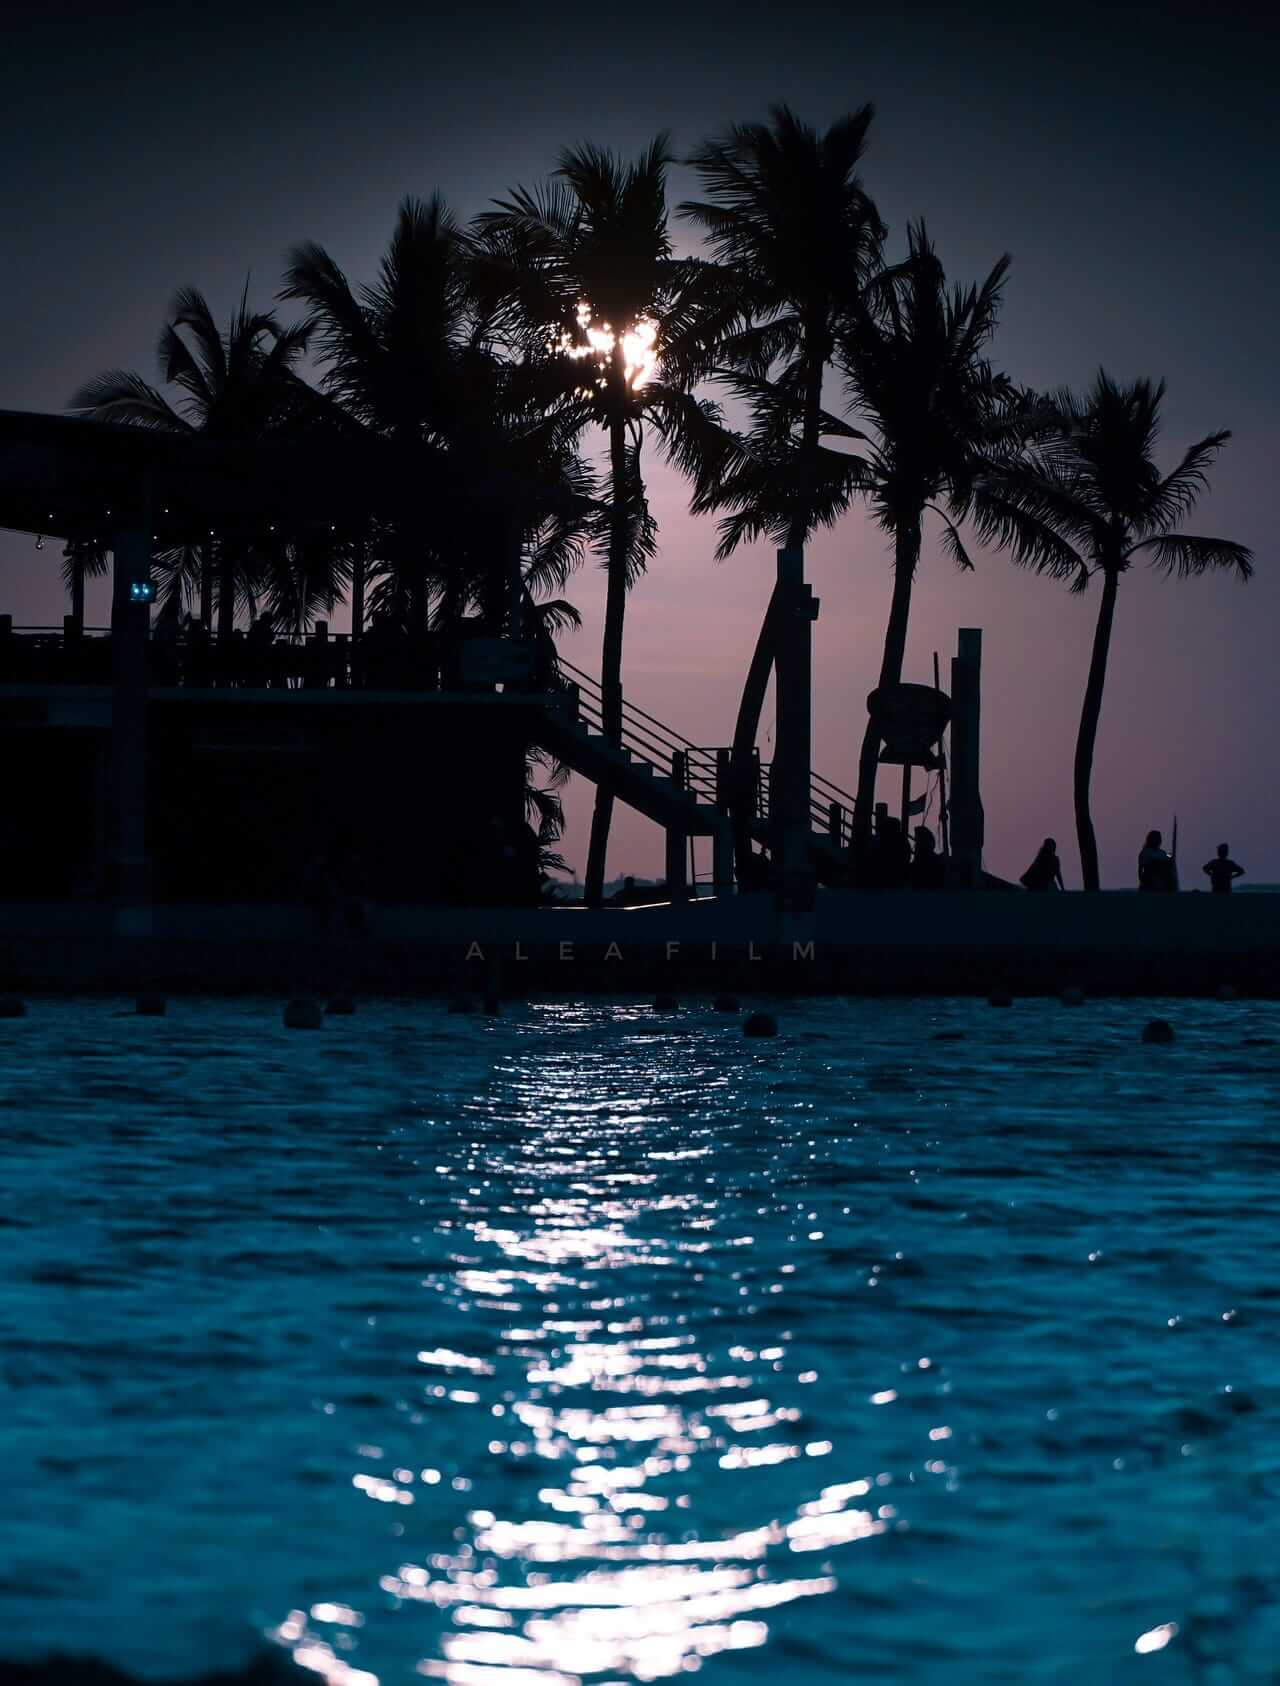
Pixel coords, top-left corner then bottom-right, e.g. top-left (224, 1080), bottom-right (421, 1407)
top-left (2, 1), bottom-right (1273, 889)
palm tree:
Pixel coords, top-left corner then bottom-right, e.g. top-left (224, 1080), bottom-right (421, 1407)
top-left (984, 371), bottom-right (1252, 890)
top-left (678, 104), bottom-right (883, 871)
top-left (283, 196), bottom-right (476, 636)
top-left (71, 285), bottom-right (317, 640)
top-left (60, 538), bottom-right (109, 632)
top-left (474, 137), bottom-right (729, 906)
top-left (834, 223), bottom-right (1023, 840)
top-left (284, 195), bottom-right (597, 653)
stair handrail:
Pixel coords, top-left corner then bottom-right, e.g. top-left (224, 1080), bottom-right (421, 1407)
top-left (557, 656), bottom-right (705, 754)
top-left (554, 654), bottom-right (857, 831)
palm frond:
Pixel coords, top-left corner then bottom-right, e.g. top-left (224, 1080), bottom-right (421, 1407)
top-left (1141, 431), bottom-right (1232, 533)
top-left (70, 370), bottom-right (190, 431)
top-left (1130, 533), bottom-right (1254, 579)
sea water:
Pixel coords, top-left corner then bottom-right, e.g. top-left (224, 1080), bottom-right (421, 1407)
top-left (3, 997), bottom-right (1279, 1685)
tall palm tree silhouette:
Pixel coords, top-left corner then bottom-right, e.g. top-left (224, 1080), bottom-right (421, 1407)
top-left (835, 223), bottom-right (1021, 838)
top-left (987, 372), bottom-right (1252, 889)
top-left (71, 286), bottom-right (316, 639)
top-left (475, 138), bottom-right (727, 907)
top-left (679, 104), bottom-right (883, 872)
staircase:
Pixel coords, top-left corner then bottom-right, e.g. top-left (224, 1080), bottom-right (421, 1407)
top-left (532, 659), bottom-right (857, 890)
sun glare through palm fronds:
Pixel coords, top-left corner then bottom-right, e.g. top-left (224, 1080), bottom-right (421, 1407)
top-left (555, 302), bottom-right (659, 393)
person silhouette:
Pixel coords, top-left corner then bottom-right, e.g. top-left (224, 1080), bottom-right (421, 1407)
top-left (1138, 830), bottom-right (1176, 892)
top-left (1020, 837), bottom-right (1065, 891)
top-left (910, 825), bottom-right (945, 889)
top-left (875, 817), bottom-right (912, 890)
top-left (1203, 842), bottom-right (1244, 894)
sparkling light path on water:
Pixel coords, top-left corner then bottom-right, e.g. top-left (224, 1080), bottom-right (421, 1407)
top-left (4, 998), bottom-right (1280, 1683)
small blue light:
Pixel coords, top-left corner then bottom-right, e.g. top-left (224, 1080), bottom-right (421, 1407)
top-left (129, 581), bottom-right (156, 603)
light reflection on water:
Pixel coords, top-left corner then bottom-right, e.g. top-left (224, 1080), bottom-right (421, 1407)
top-left (4, 997), bottom-right (1280, 1683)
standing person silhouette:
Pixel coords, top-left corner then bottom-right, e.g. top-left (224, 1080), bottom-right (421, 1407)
top-left (1203, 843), bottom-right (1245, 894)
top-left (1020, 838), bottom-right (1065, 891)
top-left (1138, 830), bottom-right (1176, 892)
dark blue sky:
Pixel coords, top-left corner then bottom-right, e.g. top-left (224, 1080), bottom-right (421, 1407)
top-left (2, 0), bottom-right (1275, 884)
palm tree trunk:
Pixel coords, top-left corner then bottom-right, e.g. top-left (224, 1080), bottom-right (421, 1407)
top-left (585, 398), bottom-right (631, 908)
top-left (199, 543), bottom-right (214, 630)
top-left (216, 543), bottom-right (235, 644)
top-left (787, 347), bottom-right (826, 553)
top-left (730, 348), bottom-right (826, 883)
top-left (411, 572), bottom-right (429, 637)
top-left (351, 545), bottom-right (365, 643)
top-left (1074, 567), bottom-right (1118, 892)
top-left (70, 558), bottom-right (85, 633)
top-left (855, 518), bottom-right (921, 844)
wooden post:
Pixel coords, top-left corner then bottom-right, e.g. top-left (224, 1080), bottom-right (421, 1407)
top-left (828, 801), bottom-right (844, 845)
top-left (506, 512), bottom-right (524, 643)
top-left (307, 621), bottom-right (329, 689)
top-left (934, 650), bottom-right (950, 859)
top-left (108, 491), bottom-right (153, 916)
top-left (351, 543), bottom-right (365, 646)
top-left (671, 748), bottom-right (687, 791)
top-left (665, 826), bottom-right (689, 903)
top-left (773, 546), bottom-right (818, 912)
top-left (900, 763), bottom-right (912, 834)
top-left (715, 747), bottom-right (731, 813)
top-left (712, 821), bottom-right (734, 890)
top-left (949, 628), bottom-right (983, 888)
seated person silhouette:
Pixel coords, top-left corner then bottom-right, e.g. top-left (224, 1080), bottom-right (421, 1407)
top-left (1203, 843), bottom-right (1244, 894)
top-left (910, 825), bottom-right (945, 889)
top-left (873, 817), bottom-right (912, 890)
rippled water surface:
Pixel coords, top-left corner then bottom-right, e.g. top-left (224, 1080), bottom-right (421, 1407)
top-left (4, 997), bottom-right (1280, 1685)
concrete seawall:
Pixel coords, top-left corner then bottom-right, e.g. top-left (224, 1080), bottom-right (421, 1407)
top-left (2, 891), bottom-right (1277, 996)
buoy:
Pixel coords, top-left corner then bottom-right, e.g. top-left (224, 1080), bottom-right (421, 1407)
top-left (0, 995), bottom-right (27, 1018)
top-left (1215, 983), bottom-right (1239, 1002)
top-left (743, 1011), bottom-right (777, 1038)
top-left (447, 997), bottom-right (475, 1014)
top-left (325, 997), bottom-right (356, 1016)
top-left (653, 994), bottom-right (679, 1011)
top-left (712, 994), bottom-right (741, 1013)
top-left (1060, 987), bottom-right (1085, 1007)
top-left (283, 999), bottom-right (323, 1030)
top-left (988, 991), bottom-right (1013, 1008)
top-left (135, 993), bottom-right (166, 1016)
top-left (1142, 1018), bottom-right (1176, 1045)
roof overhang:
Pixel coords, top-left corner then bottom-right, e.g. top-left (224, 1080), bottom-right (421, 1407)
top-left (0, 409), bottom-right (595, 548)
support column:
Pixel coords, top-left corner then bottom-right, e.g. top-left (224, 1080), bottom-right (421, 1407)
top-left (506, 511), bottom-right (524, 642)
top-left (109, 494), bottom-right (153, 924)
top-left (948, 627), bottom-right (983, 888)
top-left (773, 545), bottom-right (818, 912)
top-left (665, 826), bottom-right (689, 904)
top-left (712, 822), bottom-right (735, 892)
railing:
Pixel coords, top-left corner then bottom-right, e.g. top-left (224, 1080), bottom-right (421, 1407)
top-left (555, 657), bottom-right (725, 805)
top-left (0, 619), bottom-right (863, 843)
top-left (556, 656), bottom-right (857, 841)
top-left (0, 620), bottom-right (448, 692)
